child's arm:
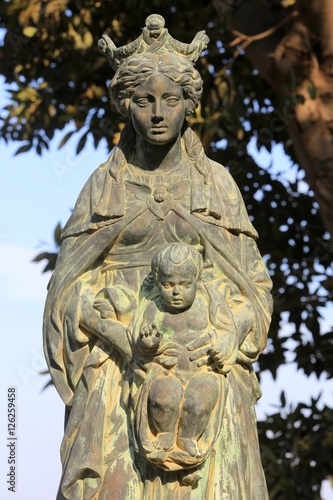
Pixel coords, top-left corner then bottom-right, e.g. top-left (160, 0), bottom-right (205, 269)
top-left (80, 289), bottom-right (132, 363)
top-left (136, 301), bottom-right (163, 352)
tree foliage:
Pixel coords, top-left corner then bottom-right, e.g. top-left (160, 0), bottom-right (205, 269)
top-left (1, 1), bottom-right (332, 496)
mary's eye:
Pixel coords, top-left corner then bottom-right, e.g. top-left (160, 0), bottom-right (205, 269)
top-left (135, 97), bottom-right (150, 107)
top-left (133, 94), bottom-right (150, 108)
top-left (165, 97), bottom-right (179, 106)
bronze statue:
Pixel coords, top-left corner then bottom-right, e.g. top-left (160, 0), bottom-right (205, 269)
top-left (44, 15), bottom-right (273, 499)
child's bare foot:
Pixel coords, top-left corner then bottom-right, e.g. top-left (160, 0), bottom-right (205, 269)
top-left (181, 470), bottom-right (202, 486)
top-left (178, 437), bottom-right (202, 458)
top-left (153, 431), bottom-right (175, 451)
top-left (148, 449), bottom-right (167, 464)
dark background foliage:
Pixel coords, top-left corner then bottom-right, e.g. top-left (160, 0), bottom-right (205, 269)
top-left (1, 1), bottom-right (332, 497)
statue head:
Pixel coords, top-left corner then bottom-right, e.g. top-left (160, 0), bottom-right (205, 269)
top-left (145, 14), bottom-right (165, 39)
top-left (151, 243), bottom-right (203, 311)
top-left (110, 52), bottom-right (203, 117)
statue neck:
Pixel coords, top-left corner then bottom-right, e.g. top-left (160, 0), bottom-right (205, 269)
top-left (133, 135), bottom-right (183, 172)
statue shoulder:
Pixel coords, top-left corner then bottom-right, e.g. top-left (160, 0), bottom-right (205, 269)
top-left (62, 150), bottom-right (120, 239)
top-left (206, 159), bottom-right (259, 238)
top-left (208, 159), bottom-right (240, 191)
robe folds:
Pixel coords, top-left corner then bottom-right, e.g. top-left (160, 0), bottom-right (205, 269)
top-left (44, 147), bottom-right (273, 499)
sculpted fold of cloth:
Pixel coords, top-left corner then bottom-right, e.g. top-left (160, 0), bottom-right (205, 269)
top-left (44, 14), bottom-right (273, 500)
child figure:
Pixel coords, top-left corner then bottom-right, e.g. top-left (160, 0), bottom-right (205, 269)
top-left (92, 242), bottom-right (250, 469)
top-left (135, 243), bottom-right (229, 461)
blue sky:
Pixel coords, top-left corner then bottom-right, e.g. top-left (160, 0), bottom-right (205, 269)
top-left (0, 123), bottom-right (332, 499)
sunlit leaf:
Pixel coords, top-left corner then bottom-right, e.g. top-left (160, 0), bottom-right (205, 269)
top-left (22, 26), bottom-right (37, 37)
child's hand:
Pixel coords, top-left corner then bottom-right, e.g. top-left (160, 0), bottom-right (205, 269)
top-left (139, 323), bottom-right (163, 349)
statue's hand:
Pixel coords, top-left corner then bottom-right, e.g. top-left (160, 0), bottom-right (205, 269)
top-left (80, 289), bottom-right (122, 332)
top-left (80, 288), bottom-right (132, 361)
top-left (210, 331), bottom-right (238, 374)
top-left (80, 289), bottom-right (107, 334)
top-left (139, 323), bottom-right (163, 349)
top-left (93, 298), bottom-right (117, 319)
top-left (187, 333), bottom-right (212, 368)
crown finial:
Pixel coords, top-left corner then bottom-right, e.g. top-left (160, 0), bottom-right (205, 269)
top-left (98, 14), bottom-right (209, 70)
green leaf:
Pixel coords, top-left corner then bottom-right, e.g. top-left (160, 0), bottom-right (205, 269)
top-left (58, 130), bottom-right (76, 149)
top-left (22, 27), bottom-right (38, 38)
top-left (14, 143), bottom-right (32, 155)
top-left (54, 222), bottom-right (62, 247)
top-left (280, 390), bottom-right (286, 407)
top-left (76, 131), bottom-right (88, 154)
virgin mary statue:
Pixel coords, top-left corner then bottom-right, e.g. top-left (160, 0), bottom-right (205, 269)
top-left (44, 14), bottom-right (273, 500)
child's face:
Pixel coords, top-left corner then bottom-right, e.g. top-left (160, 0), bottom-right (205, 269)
top-left (157, 265), bottom-right (197, 312)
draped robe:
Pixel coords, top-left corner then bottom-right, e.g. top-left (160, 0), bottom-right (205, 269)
top-left (44, 146), bottom-right (273, 499)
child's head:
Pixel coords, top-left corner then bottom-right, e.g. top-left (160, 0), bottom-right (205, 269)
top-left (151, 243), bottom-right (203, 311)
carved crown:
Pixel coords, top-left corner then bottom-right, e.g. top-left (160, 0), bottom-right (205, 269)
top-left (98, 14), bottom-right (209, 70)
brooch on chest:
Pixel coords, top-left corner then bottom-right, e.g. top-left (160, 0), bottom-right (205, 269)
top-left (126, 179), bottom-right (189, 220)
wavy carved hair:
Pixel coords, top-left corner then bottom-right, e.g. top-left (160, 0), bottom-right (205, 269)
top-left (151, 243), bottom-right (203, 283)
top-left (109, 52), bottom-right (203, 116)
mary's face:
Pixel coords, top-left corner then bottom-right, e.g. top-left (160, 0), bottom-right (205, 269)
top-left (129, 73), bottom-right (186, 146)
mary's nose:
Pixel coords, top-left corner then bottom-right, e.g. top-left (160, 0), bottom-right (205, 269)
top-left (152, 100), bottom-right (164, 123)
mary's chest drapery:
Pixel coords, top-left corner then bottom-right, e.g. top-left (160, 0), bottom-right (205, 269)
top-left (63, 151), bottom-right (258, 241)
